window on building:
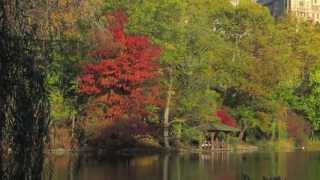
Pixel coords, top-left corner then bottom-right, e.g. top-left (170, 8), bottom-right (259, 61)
top-left (300, 1), bottom-right (304, 6)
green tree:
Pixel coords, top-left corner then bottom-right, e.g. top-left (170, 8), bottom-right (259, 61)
top-left (123, 0), bottom-right (230, 147)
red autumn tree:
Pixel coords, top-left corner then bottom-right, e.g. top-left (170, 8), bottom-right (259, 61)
top-left (215, 109), bottom-right (237, 128)
top-left (77, 10), bottom-right (161, 121)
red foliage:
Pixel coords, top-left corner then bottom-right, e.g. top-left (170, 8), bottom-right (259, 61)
top-left (215, 109), bottom-right (237, 128)
top-left (80, 118), bottom-right (154, 149)
top-left (286, 111), bottom-right (312, 145)
top-left (77, 11), bottom-right (161, 121)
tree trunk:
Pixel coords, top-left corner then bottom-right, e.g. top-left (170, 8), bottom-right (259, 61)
top-left (0, 108), bottom-right (4, 178)
top-left (271, 121), bottom-right (276, 141)
top-left (71, 115), bottom-right (75, 139)
top-left (70, 114), bottom-right (76, 149)
top-left (163, 73), bottom-right (173, 149)
top-left (239, 126), bottom-right (247, 142)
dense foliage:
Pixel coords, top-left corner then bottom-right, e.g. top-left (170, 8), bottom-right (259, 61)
top-left (4, 0), bottom-right (320, 159)
top-left (71, 0), bottom-right (320, 148)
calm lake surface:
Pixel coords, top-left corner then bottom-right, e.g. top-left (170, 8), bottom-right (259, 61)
top-left (44, 151), bottom-right (320, 180)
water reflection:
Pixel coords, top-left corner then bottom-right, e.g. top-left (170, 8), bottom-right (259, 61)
top-left (45, 151), bottom-right (320, 180)
top-left (163, 154), bottom-right (169, 180)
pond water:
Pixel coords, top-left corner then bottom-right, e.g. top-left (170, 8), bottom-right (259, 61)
top-left (44, 151), bottom-right (320, 180)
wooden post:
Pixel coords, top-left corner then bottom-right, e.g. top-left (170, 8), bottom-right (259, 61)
top-left (226, 132), bottom-right (230, 150)
top-left (211, 132), bottom-right (215, 150)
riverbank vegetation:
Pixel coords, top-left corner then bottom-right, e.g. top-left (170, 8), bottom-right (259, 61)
top-left (3, 1), bottom-right (320, 164)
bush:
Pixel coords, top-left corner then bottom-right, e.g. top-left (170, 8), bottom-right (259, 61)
top-left (81, 118), bottom-right (156, 150)
top-left (286, 111), bottom-right (312, 146)
top-left (180, 126), bottom-right (204, 147)
top-left (306, 139), bottom-right (320, 151)
top-left (256, 139), bottom-right (295, 152)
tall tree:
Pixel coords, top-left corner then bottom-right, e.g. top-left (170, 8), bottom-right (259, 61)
top-left (77, 11), bottom-right (161, 122)
top-left (0, 1), bottom-right (50, 179)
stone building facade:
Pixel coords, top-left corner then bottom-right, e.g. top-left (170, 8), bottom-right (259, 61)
top-left (258, 0), bottom-right (320, 21)
top-left (231, 0), bottom-right (320, 22)
top-left (230, 0), bottom-right (288, 17)
top-left (289, 0), bottom-right (320, 21)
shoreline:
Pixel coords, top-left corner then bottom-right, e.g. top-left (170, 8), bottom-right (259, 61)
top-left (46, 142), bottom-right (320, 157)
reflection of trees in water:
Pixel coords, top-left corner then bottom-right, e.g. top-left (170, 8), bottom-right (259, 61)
top-left (67, 154), bottom-right (83, 180)
top-left (0, 1), bottom-right (50, 179)
top-left (43, 153), bottom-right (87, 180)
top-left (163, 154), bottom-right (169, 180)
top-left (41, 152), bottom-right (320, 180)
top-left (42, 156), bottom-right (54, 180)
top-left (175, 155), bottom-right (181, 180)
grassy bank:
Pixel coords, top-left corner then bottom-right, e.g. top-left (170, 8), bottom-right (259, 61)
top-left (49, 126), bottom-right (320, 155)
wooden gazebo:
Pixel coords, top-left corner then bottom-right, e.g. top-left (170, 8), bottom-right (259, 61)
top-left (201, 122), bottom-right (240, 150)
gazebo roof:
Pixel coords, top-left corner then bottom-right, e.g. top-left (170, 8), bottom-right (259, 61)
top-left (202, 122), bottom-right (240, 132)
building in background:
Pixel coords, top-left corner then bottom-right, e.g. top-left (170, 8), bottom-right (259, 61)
top-left (259, 0), bottom-right (320, 21)
top-left (289, 0), bottom-right (320, 21)
top-left (231, 0), bottom-right (320, 22)
top-left (230, 0), bottom-right (287, 16)
top-left (257, 0), bottom-right (288, 17)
